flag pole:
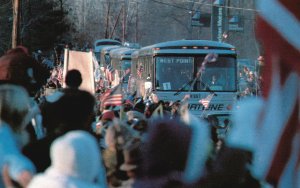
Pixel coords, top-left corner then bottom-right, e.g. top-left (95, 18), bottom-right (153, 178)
top-left (178, 54), bottom-right (218, 119)
top-left (189, 53), bottom-right (218, 93)
top-left (192, 53), bottom-right (218, 118)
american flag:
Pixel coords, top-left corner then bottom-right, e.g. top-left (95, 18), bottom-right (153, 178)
top-left (137, 64), bottom-right (143, 78)
top-left (104, 55), bottom-right (113, 71)
top-left (103, 54), bottom-right (114, 83)
top-left (101, 84), bottom-right (123, 108)
top-left (254, 1), bottom-right (300, 186)
top-left (199, 93), bottom-right (214, 109)
top-left (107, 64), bottom-right (114, 73)
top-left (57, 66), bottom-right (63, 82)
top-left (103, 65), bottom-right (113, 83)
top-left (49, 66), bottom-right (63, 87)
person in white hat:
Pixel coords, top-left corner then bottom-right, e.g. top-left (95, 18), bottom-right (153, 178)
top-left (28, 130), bottom-right (107, 188)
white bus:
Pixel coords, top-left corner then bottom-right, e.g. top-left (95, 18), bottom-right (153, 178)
top-left (130, 39), bottom-right (238, 127)
top-left (109, 47), bottom-right (137, 91)
top-left (93, 39), bottom-right (122, 62)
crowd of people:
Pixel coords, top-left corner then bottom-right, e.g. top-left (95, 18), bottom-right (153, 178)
top-left (1, 0), bottom-right (299, 186)
top-left (237, 58), bottom-right (264, 98)
top-left (3, 33), bottom-right (300, 187)
top-left (0, 45), bottom-right (273, 188)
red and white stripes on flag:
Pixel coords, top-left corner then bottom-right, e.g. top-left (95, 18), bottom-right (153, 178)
top-left (49, 66), bottom-right (63, 87)
top-left (255, 0), bottom-right (300, 186)
top-left (101, 84), bottom-right (123, 109)
top-left (137, 64), bottom-right (144, 79)
top-left (57, 66), bottom-right (63, 85)
top-left (199, 93), bottom-right (214, 109)
top-left (105, 68), bottom-right (114, 83)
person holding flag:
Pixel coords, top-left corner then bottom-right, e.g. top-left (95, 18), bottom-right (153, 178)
top-left (137, 63), bottom-right (144, 79)
top-left (100, 84), bottom-right (123, 111)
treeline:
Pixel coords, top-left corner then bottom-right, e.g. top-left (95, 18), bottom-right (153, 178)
top-left (0, 0), bottom-right (70, 55)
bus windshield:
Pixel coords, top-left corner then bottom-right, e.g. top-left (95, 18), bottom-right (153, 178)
top-left (155, 55), bottom-right (237, 92)
top-left (155, 57), bottom-right (194, 91)
top-left (121, 60), bottom-right (131, 82)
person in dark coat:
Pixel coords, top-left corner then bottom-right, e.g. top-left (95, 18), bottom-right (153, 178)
top-left (22, 89), bottom-right (96, 172)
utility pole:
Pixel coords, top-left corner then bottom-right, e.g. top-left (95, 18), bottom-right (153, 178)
top-left (12, 0), bottom-right (20, 48)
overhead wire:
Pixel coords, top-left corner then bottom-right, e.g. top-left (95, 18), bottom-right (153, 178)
top-left (145, 0), bottom-right (258, 21)
top-left (147, 0), bottom-right (259, 12)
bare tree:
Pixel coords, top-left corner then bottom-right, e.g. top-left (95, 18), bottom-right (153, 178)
top-left (110, 6), bottom-right (123, 39)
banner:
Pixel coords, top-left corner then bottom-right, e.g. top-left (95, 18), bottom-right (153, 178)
top-left (211, 3), bottom-right (225, 42)
top-left (64, 49), bottom-right (95, 94)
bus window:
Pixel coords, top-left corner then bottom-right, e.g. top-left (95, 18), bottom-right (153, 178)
top-left (195, 56), bottom-right (236, 92)
top-left (121, 60), bottom-right (131, 82)
top-left (155, 57), bottom-right (193, 91)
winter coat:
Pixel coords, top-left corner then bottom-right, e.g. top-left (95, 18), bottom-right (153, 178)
top-left (0, 122), bottom-right (36, 188)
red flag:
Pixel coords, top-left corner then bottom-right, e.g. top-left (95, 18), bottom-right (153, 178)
top-left (255, 0), bottom-right (300, 186)
top-left (101, 84), bottom-right (123, 108)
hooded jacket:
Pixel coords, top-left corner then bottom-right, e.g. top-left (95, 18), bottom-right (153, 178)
top-left (28, 131), bottom-right (107, 188)
top-left (0, 122), bottom-right (36, 188)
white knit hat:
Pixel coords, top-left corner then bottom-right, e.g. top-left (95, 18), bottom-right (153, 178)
top-left (28, 131), bottom-right (107, 188)
top-left (50, 131), bottom-right (106, 184)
